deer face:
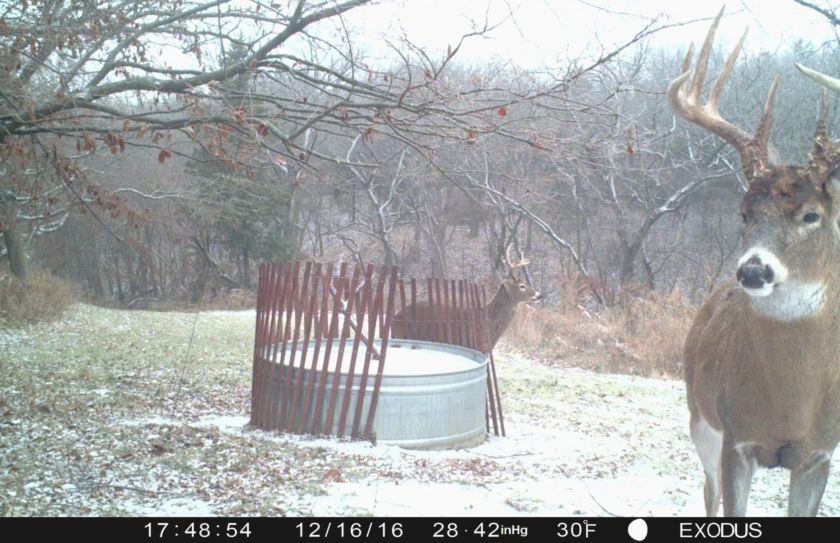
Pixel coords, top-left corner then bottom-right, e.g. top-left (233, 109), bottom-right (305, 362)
top-left (501, 277), bottom-right (542, 304)
top-left (736, 167), bottom-right (840, 318)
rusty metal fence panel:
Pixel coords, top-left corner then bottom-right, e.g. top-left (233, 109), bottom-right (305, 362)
top-left (251, 261), bottom-right (506, 439)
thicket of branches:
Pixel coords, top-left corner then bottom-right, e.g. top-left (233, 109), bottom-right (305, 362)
top-left (3, 0), bottom-right (840, 307)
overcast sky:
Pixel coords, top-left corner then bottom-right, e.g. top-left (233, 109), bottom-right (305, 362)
top-left (342, 0), bottom-right (836, 67)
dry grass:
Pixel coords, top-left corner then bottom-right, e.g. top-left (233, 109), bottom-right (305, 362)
top-left (145, 288), bottom-right (257, 312)
top-left (203, 288), bottom-right (257, 310)
top-left (504, 279), bottom-right (696, 379)
top-left (0, 271), bottom-right (76, 326)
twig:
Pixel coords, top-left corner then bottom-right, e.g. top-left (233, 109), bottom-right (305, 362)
top-left (582, 480), bottom-right (621, 517)
top-left (78, 482), bottom-right (175, 496)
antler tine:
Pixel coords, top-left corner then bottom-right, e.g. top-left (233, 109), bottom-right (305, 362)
top-left (796, 63), bottom-right (840, 93)
top-left (796, 66), bottom-right (840, 177)
top-left (690, 6), bottom-right (728, 107)
top-left (810, 88), bottom-right (834, 174)
top-left (707, 29), bottom-right (747, 114)
top-left (668, 7), bottom-right (779, 179)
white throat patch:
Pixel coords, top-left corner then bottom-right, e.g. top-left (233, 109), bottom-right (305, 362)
top-left (749, 280), bottom-right (826, 321)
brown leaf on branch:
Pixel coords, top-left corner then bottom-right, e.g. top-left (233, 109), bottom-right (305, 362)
top-left (104, 132), bottom-right (123, 155)
top-left (218, 125), bottom-right (234, 140)
top-left (83, 133), bottom-right (96, 152)
top-left (157, 149), bottom-right (172, 164)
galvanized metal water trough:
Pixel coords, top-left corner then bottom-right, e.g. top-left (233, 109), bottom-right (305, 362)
top-left (265, 339), bottom-right (487, 448)
top-left (250, 261), bottom-right (504, 449)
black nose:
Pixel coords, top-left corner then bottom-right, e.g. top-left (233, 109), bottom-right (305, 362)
top-left (736, 263), bottom-right (774, 289)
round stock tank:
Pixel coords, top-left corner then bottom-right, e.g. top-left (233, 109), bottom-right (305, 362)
top-left (274, 339), bottom-right (488, 449)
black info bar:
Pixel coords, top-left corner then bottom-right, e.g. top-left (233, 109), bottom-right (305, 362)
top-left (1, 516), bottom-right (826, 543)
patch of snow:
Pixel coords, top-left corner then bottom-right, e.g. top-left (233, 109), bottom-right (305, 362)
top-left (121, 416), bottom-right (181, 427)
top-left (309, 476), bottom-right (689, 516)
top-left (123, 496), bottom-right (215, 517)
top-left (193, 415), bottom-right (250, 431)
top-left (0, 329), bottom-right (24, 347)
top-left (201, 310), bottom-right (256, 319)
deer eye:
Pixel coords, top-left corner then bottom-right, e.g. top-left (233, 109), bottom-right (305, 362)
top-left (519, 283), bottom-right (527, 290)
top-left (803, 212), bottom-right (820, 224)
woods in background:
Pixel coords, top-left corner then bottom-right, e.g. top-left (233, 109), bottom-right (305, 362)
top-left (3, 1), bottom-right (840, 308)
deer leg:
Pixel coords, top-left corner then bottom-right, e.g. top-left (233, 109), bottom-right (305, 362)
top-left (720, 437), bottom-right (755, 517)
top-left (788, 452), bottom-right (831, 517)
top-left (690, 417), bottom-right (722, 516)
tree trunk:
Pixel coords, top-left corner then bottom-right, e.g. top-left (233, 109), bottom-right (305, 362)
top-left (2, 223), bottom-right (28, 280)
top-left (242, 242), bottom-right (251, 289)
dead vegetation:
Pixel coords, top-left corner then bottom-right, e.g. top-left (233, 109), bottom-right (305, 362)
top-left (143, 289), bottom-right (257, 313)
top-left (0, 272), bottom-right (76, 326)
top-left (504, 276), bottom-right (695, 378)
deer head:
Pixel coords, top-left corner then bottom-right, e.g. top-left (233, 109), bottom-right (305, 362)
top-left (498, 244), bottom-right (542, 304)
top-left (671, 7), bottom-right (840, 517)
top-left (669, 7), bottom-right (840, 318)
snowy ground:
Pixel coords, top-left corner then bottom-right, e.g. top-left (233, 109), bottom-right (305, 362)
top-left (1, 304), bottom-right (839, 517)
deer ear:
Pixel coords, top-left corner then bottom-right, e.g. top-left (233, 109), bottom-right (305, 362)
top-left (825, 169), bottom-right (840, 196)
top-left (823, 170), bottom-right (840, 225)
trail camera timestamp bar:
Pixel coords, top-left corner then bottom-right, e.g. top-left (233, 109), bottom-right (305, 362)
top-left (0, 516), bottom-right (821, 542)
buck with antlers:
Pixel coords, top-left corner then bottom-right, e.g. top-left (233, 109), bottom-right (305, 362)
top-left (670, 8), bottom-right (840, 516)
top-left (391, 246), bottom-right (542, 350)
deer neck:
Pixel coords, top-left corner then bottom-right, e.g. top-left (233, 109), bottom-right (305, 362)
top-left (746, 279), bottom-right (829, 322)
top-left (486, 285), bottom-right (518, 348)
top-left (742, 275), bottom-right (840, 380)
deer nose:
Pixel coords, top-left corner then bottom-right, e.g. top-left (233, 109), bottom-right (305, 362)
top-left (736, 257), bottom-right (775, 290)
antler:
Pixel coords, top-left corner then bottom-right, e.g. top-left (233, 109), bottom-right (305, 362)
top-left (795, 64), bottom-right (840, 179)
top-left (668, 7), bottom-right (779, 179)
top-left (504, 244), bottom-right (530, 279)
